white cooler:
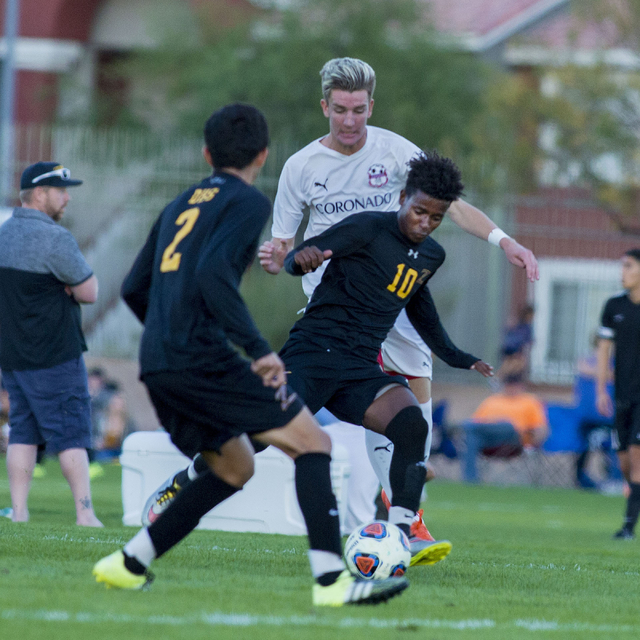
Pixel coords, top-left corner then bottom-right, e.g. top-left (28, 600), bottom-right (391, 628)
top-left (120, 431), bottom-right (351, 535)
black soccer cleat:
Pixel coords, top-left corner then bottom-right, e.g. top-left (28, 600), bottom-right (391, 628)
top-left (613, 528), bottom-right (635, 541)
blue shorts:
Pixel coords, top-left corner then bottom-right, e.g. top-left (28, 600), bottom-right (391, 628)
top-left (4, 357), bottom-right (92, 454)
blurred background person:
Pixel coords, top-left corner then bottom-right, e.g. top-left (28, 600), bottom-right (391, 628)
top-left (462, 373), bottom-right (549, 484)
top-left (88, 367), bottom-right (134, 476)
top-left (573, 335), bottom-right (619, 491)
top-left (496, 304), bottom-right (535, 383)
top-left (596, 248), bottom-right (640, 540)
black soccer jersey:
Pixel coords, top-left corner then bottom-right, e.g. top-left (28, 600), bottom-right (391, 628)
top-left (284, 210), bottom-right (478, 369)
top-left (599, 293), bottom-right (640, 402)
top-left (122, 172), bottom-right (273, 375)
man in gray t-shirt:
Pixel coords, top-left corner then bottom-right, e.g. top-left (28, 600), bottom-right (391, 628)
top-left (0, 162), bottom-right (102, 527)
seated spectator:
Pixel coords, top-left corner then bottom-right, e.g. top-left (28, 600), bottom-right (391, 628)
top-left (463, 373), bottom-right (549, 483)
top-left (88, 368), bottom-right (134, 468)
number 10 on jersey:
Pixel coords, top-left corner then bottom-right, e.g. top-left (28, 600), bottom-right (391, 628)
top-left (387, 264), bottom-right (418, 299)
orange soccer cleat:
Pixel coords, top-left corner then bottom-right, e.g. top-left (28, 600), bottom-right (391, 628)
top-left (381, 491), bottom-right (452, 566)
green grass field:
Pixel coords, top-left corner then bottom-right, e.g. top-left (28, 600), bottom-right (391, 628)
top-left (0, 459), bottom-right (638, 640)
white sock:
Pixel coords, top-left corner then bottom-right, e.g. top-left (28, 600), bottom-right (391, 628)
top-left (123, 529), bottom-right (156, 568)
top-left (308, 549), bottom-right (345, 578)
top-left (365, 430), bottom-right (393, 499)
top-left (388, 506), bottom-right (415, 530)
top-left (421, 399), bottom-right (433, 462)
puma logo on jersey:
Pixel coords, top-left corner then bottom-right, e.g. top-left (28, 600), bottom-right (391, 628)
top-left (408, 249), bottom-right (419, 259)
top-left (314, 179), bottom-right (328, 190)
top-left (614, 314), bottom-right (624, 322)
top-left (374, 443), bottom-right (393, 453)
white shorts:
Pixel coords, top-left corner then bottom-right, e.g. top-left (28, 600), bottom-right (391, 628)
top-left (380, 309), bottom-right (433, 379)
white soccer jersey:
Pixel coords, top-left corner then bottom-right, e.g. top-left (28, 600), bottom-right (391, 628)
top-left (272, 126), bottom-right (421, 298)
top-left (272, 126), bottom-right (432, 378)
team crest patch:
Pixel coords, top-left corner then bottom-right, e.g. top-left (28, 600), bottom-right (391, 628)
top-left (368, 164), bottom-right (389, 188)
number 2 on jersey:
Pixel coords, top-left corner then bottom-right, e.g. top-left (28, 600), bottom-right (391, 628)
top-left (160, 207), bottom-right (200, 273)
top-left (387, 263), bottom-right (418, 299)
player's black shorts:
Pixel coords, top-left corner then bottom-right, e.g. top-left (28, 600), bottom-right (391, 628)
top-left (142, 359), bottom-right (304, 459)
top-left (280, 338), bottom-right (409, 426)
top-left (613, 400), bottom-right (640, 451)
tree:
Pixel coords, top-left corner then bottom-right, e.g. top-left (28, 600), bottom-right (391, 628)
top-left (117, 0), bottom-right (511, 194)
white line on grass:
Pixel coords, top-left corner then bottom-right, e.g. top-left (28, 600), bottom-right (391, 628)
top-left (1, 609), bottom-right (638, 634)
top-left (469, 560), bottom-right (640, 577)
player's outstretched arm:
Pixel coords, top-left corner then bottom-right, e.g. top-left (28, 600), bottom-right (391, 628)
top-left (448, 199), bottom-right (539, 282)
top-left (470, 360), bottom-right (494, 377)
top-left (500, 237), bottom-right (539, 283)
top-left (284, 214), bottom-right (381, 276)
top-left (258, 237), bottom-right (294, 275)
top-left (291, 246), bottom-right (333, 274)
top-left (406, 287), bottom-right (487, 371)
top-left (250, 352), bottom-right (287, 388)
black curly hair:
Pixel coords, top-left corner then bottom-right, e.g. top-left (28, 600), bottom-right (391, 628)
top-left (404, 150), bottom-right (464, 202)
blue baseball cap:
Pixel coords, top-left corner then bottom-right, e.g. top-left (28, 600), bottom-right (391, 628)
top-left (20, 162), bottom-right (83, 189)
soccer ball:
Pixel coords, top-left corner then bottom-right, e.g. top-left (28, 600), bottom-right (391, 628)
top-left (344, 520), bottom-right (411, 580)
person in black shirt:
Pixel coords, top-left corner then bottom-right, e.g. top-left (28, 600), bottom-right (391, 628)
top-left (280, 151), bottom-right (492, 564)
top-left (597, 248), bottom-right (640, 540)
top-left (92, 104), bottom-right (407, 606)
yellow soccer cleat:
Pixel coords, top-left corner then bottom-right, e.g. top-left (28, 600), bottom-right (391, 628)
top-left (409, 538), bottom-right (453, 566)
top-left (312, 570), bottom-right (408, 607)
top-left (93, 551), bottom-right (154, 590)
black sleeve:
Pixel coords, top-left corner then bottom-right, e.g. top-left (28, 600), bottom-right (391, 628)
top-left (284, 213), bottom-right (382, 276)
top-left (195, 192), bottom-right (273, 361)
top-left (406, 286), bottom-right (479, 369)
top-left (598, 298), bottom-right (616, 340)
top-left (121, 215), bottom-right (161, 323)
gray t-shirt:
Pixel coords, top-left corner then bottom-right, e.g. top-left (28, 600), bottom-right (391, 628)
top-left (0, 207), bottom-right (93, 370)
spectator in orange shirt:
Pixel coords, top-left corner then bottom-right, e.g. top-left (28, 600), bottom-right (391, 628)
top-left (463, 373), bottom-right (549, 483)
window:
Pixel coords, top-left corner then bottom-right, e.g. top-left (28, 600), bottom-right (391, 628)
top-left (531, 258), bottom-right (621, 384)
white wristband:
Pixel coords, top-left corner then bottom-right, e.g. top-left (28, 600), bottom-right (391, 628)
top-left (488, 228), bottom-right (511, 247)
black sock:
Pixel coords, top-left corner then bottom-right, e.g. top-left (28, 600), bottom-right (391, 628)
top-left (294, 452), bottom-right (342, 557)
top-left (316, 570), bottom-right (343, 587)
top-left (174, 453), bottom-right (210, 487)
top-left (148, 470), bottom-right (239, 558)
top-left (385, 406), bottom-right (428, 512)
top-left (123, 552), bottom-right (147, 576)
top-left (397, 523), bottom-right (411, 537)
top-left (173, 468), bottom-right (190, 487)
top-left (624, 482), bottom-right (640, 532)
top-left (193, 453), bottom-right (209, 475)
